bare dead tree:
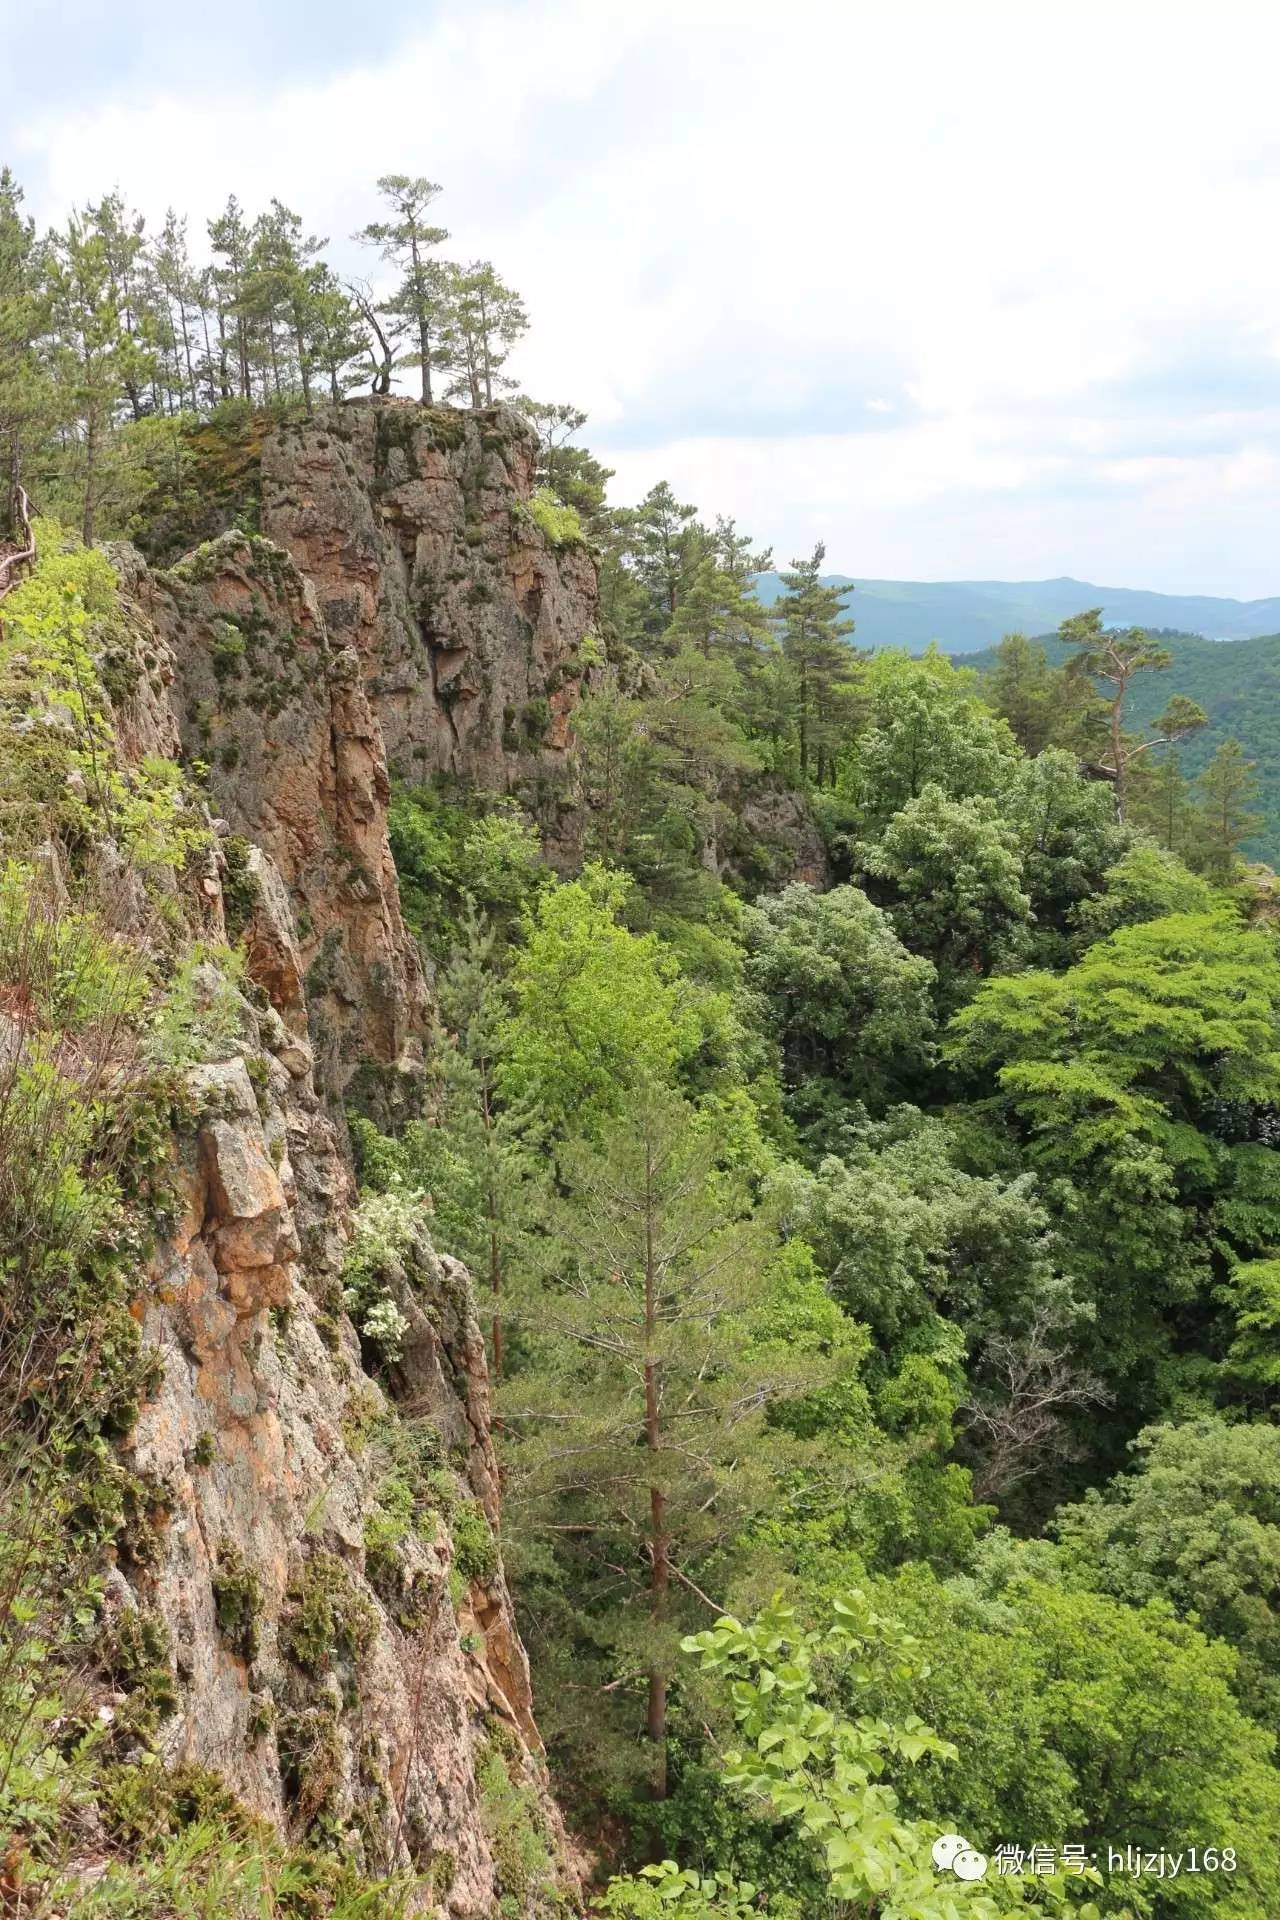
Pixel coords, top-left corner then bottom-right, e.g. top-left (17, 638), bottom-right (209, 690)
top-left (959, 1308), bottom-right (1112, 1504)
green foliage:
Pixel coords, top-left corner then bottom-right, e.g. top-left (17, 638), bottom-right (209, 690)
top-left (477, 1739), bottom-right (557, 1916)
top-left (40, 1766), bottom-right (415, 1919)
top-left (860, 787), bottom-right (1032, 1004)
top-left (789, 1112), bottom-right (1064, 1359)
top-left (864, 1552), bottom-right (1280, 1920)
top-left (12, 172), bottom-right (1280, 1920)
top-left (0, 863), bottom-right (182, 1464)
top-left (212, 1544), bottom-right (263, 1660)
top-left (605, 1595), bottom-right (1095, 1920)
top-left (1004, 748), bottom-right (1132, 963)
top-left (451, 1500), bottom-right (498, 1585)
top-left (279, 1551), bottom-right (377, 1676)
top-left (527, 487), bottom-right (585, 547)
top-left (771, 544), bottom-right (859, 786)
top-left (128, 403), bottom-right (315, 564)
top-left (501, 865), bottom-right (699, 1133)
top-left (1054, 1417), bottom-right (1280, 1727)
top-left (0, 523), bottom-right (208, 874)
top-left (1196, 738), bottom-right (1263, 880)
top-left (340, 1187), bottom-right (427, 1363)
top-left (1071, 844), bottom-right (1215, 946)
top-left (946, 906), bottom-right (1280, 1381)
top-left (841, 650), bottom-right (1020, 836)
top-left (144, 944), bottom-right (247, 1067)
top-left (969, 619), bottom-right (1280, 866)
top-left (572, 656), bottom-right (761, 922)
top-left (981, 632), bottom-right (1073, 756)
top-left (742, 883), bottom-right (936, 1150)
top-left (503, 1085), bottom-right (832, 1801)
top-left (388, 782), bottom-right (547, 958)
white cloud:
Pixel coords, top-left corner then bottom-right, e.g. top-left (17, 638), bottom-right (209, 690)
top-left (14, 0), bottom-right (1280, 593)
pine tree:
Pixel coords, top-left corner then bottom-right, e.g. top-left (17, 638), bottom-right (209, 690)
top-left (629, 481), bottom-right (704, 628)
top-left (86, 192), bottom-right (153, 421)
top-left (424, 908), bottom-right (543, 1379)
top-left (207, 195), bottom-right (253, 400)
top-left (710, 512), bottom-right (772, 586)
top-left (440, 261), bottom-right (528, 407)
top-left (985, 632), bottom-right (1059, 755)
top-left (151, 210), bottom-right (200, 413)
top-left (1196, 737), bottom-right (1263, 880)
top-left (46, 213), bottom-right (133, 543)
top-left (506, 1084), bottom-right (807, 1797)
top-left (517, 398), bottom-right (615, 535)
top-left (1058, 610), bottom-right (1206, 819)
top-left (666, 554), bottom-right (772, 664)
top-left (357, 175), bottom-right (449, 403)
top-left (774, 542), bottom-right (857, 784)
top-left (308, 269), bottom-right (371, 402)
top-left (0, 168), bottom-right (55, 539)
top-left (346, 278), bottom-right (398, 396)
top-left (1131, 747), bottom-right (1197, 861)
top-left (574, 650), bottom-right (760, 915)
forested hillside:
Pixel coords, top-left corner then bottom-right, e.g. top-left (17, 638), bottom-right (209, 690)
top-left (5, 162), bottom-right (1280, 1920)
top-left (967, 629), bottom-right (1280, 866)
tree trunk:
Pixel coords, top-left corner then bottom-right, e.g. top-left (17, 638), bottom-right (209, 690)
top-left (82, 409), bottom-right (98, 546)
top-left (480, 290), bottom-right (493, 405)
top-left (294, 314), bottom-right (312, 412)
top-left (178, 292), bottom-right (197, 411)
top-left (643, 1140), bottom-right (668, 1798)
top-left (489, 1223), bottom-right (504, 1381)
top-left (4, 442), bottom-right (19, 544)
top-left (1111, 688), bottom-right (1127, 820)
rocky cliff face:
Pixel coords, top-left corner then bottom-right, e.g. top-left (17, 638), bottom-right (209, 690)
top-left (145, 530), bottom-right (428, 1119)
top-left (259, 402), bottom-right (597, 805)
top-left (124, 1023), bottom-right (560, 1913)
top-left (80, 410), bottom-right (594, 1912)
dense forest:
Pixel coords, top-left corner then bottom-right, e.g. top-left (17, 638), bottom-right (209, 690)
top-left (4, 166), bottom-right (1280, 1920)
top-left (964, 629), bottom-right (1280, 869)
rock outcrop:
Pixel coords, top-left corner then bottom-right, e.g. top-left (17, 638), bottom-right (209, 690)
top-left (123, 1007), bottom-right (560, 1914)
top-left (143, 531), bottom-right (429, 1118)
top-left (82, 420), bottom-right (581, 1912)
top-left (259, 402), bottom-right (597, 800)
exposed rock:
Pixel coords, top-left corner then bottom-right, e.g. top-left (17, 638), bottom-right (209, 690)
top-left (731, 783), bottom-right (830, 890)
top-left (259, 402), bottom-right (597, 801)
top-left (124, 951), bottom-right (566, 1915)
top-left (84, 524), bottom-right (574, 1912)
top-left (142, 531), bottom-right (429, 1115)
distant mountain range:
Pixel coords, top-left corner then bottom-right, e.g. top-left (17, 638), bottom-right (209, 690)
top-left (751, 572), bottom-right (1280, 653)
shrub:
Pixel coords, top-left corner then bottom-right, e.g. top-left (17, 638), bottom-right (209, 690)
top-left (212, 1544), bottom-right (263, 1660)
top-left (0, 522), bottom-right (208, 874)
top-left (280, 1552), bottom-right (376, 1675)
top-left (340, 1188), bottom-right (427, 1364)
top-left (527, 489), bottom-right (585, 548)
top-left (451, 1501), bottom-right (498, 1585)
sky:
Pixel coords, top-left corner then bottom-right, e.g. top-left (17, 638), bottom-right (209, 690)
top-left (4, 0), bottom-right (1280, 596)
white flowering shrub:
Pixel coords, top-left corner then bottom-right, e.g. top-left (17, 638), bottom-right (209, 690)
top-left (341, 1184), bottom-right (428, 1363)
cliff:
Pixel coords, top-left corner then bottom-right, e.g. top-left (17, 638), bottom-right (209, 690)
top-left (1, 399), bottom-right (601, 1913)
top-left (128, 401), bottom-right (600, 1904)
top-left (259, 403), bottom-right (597, 802)
top-left (145, 530), bottom-right (429, 1120)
